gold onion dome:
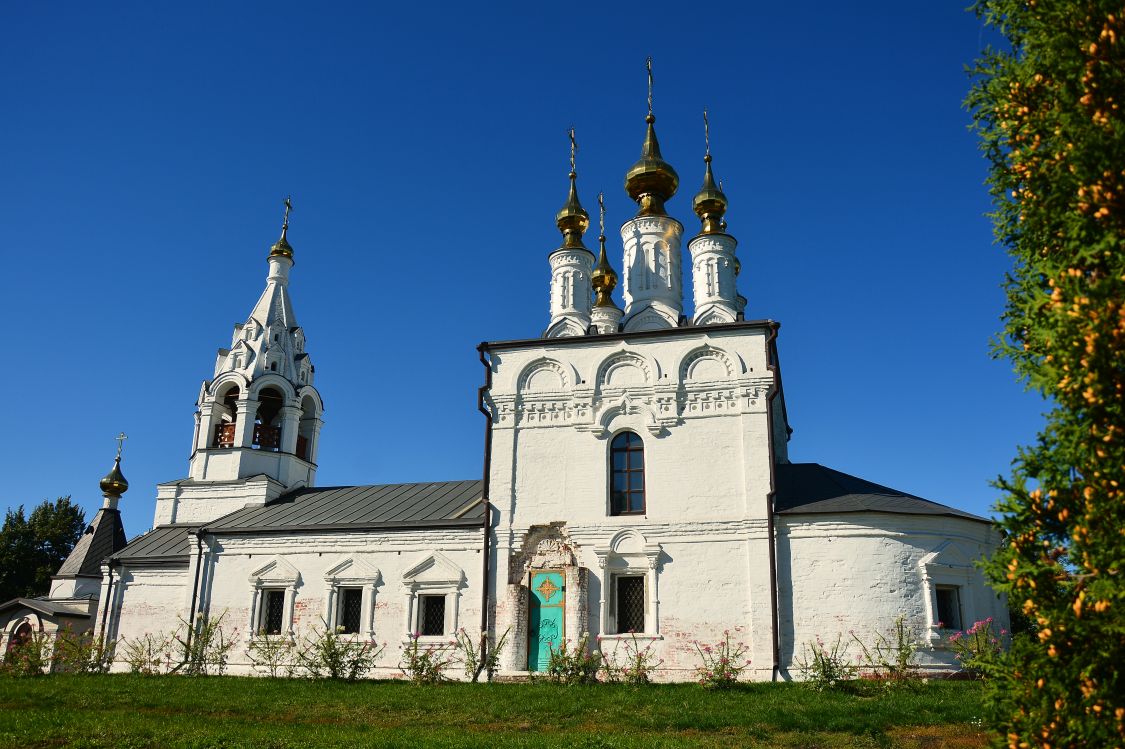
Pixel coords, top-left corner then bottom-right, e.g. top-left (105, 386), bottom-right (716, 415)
top-left (625, 114), bottom-right (679, 216)
top-left (693, 153), bottom-right (728, 234)
top-left (269, 196), bottom-right (294, 259)
top-left (556, 170), bottom-right (590, 249)
top-left (591, 192), bottom-right (619, 307)
top-left (99, 456), bottom-right (129, 497)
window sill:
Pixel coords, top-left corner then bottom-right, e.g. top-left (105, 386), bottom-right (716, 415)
top-left (402, 635), bottom-right (457, 646)
top-left (597, 633), bottom-right (663, 642)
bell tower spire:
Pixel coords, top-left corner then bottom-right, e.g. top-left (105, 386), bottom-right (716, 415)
top-left (688, 110), bottom-right (744, 324)
top-left (620, 58), bottom-right (685, 332)
top-left (159, 199), bottom-right (326, 526)
top-left (545, 128), bottom-right (596, 338)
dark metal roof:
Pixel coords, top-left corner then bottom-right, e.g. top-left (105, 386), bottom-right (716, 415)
top-left (111, 524), bottom-right (201, 565)
top-left (774, 463), bottom-right (987, 522)
top-left (206, 480), bottom-right (485, 534)
top-left (0, 598), bottom-right (91, 618)
top-left (56, 507), bottom-right (128, 577)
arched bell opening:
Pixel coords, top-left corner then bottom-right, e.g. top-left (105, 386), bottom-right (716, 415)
top-left (297, 394), bottom-right (319, 462)
top-left (210, 384), bottom-right (241, 448)
top-left (253, 386), bottom-right (285, 451)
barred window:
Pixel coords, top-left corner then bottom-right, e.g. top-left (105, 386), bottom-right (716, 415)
top-left (419, 595), bottom-right (446, 637)
top-left (261, 589), bottom-right (285, 635)
top-left (610, 432), bottom-right (645, 515)
top-left (338, 588), bottom-right (363, 634)
top-left (615, 576), bottom-right (645, 634)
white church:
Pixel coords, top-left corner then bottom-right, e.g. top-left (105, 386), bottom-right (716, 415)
top-left (1, 97), bottom-right (1007, 680)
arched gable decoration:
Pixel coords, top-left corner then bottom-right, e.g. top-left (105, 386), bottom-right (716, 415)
top-left (249, 557), bottom-right (301, 587)
top-left (246, 557), bottom-right (301, 639)
top-left (679, 345), bottom-right (735, 383)
top-left (596, 351), bottom-right (655, 391)
top-left (517, 358), bottom-right (570, 393)
top-left (249, 373), bottom-right (297, 401)
top-left (323, 557), bottom-right (381, 637)
top-left (581, 394), bottom-right (668, 437)
top-left (593, 529), bottom-right (665, 636)
top-left (401, 551), bottom-right (466, 638)
top-left (402, 551), bottom-right (465, 589)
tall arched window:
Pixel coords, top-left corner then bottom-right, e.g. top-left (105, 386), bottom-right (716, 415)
top-left (610, 431), bottom-right (645, 515)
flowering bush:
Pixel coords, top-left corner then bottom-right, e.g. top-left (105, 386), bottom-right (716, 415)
top-left (947, 617), bottom-right (1007, 678)
top-left (545, 634), bottom-right (601, 685)
top-left (0, 631), bottom-right (52, 677)
top-left (692, 631), bottom-right (751, 689)
top-left (295, 621), bottom-right (385, 681)
top-left (51, 626), bottom-right (114, 674)
top-left (119, 632), bottom-right (172, 675)
top-left (399, 632), bottom-right (458, 684)
top-left (850, 617), bottom-right (920, 682)
top-left (173, 612), bottom-right (237, 676)
top-left (599, 632), bottom-right (663, 685)
top-left (455, 627), bottom-right (509, 682)
top-left (247, 630), bottom-right (298, 677)
top-left (797, 634), bottom-right (857, 690)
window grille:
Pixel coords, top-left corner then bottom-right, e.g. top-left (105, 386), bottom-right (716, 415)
top-left (610, 432), bottom-right (646, 515)
top-left (616, 576), bottom-right (645, 634)
top-left (339, 588), bottom-right (363, 634)
top-left (935, 586), bottom-right (962, 630)
top-left (261, 589), bottom-right (285, 635)
top-left (419, 595), bottom-right (446, 637)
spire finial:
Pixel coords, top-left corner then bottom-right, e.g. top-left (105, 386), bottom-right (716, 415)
top-left (591, 191), bottom-right (619, 307)
top-left (100, 432), bottom-right (130, 499)
top-left (693, 109), bottom-right (728, 234)
top-left (556, 129), bottom-right (590, 249)
top-left (646, 57), bottom-right (654, 118)
top-left (270, 195), bottom-right (295, 259)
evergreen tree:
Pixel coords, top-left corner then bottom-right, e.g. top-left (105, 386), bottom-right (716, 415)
top-left (966, 1), bottom-right (1124, 746)
top-left (0, 498), bottom-right (86, 601)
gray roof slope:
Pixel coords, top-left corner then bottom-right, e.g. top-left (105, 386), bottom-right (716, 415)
top-left (0, 598), bottom-right (91, 618)
top-left (208, 480), bottom-right (484, 533)
top-left (111, 524), bottom-right (201, 564)
top-left (774, 463), bottom-right (986, 522)
top-left (56, 507), bottom-right (128, 577)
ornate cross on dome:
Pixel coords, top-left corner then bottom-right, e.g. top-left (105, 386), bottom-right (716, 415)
top-left (568, 127), bottom-right (577, 174)
top-left (598, 191), bottom-right (605, 237)
top-left (704, 108), bottom-right (711, 157)
top-left (282, 196), bottom-right (293, 229)
top-left (115, 432), bottom-right (128, 459)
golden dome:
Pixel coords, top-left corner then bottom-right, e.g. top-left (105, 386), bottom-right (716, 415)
top-left (625, 114), bottom-right (679, 216)
top-left (556, 170), bottom-right (590, 249)
top-left (592, 193), bottom-right (619, 307)
top-left (692, 154), bottom-right (728, 234)
top-left (269, 197), bottom-right (294, 259)
top-left (99, 456), bottom-right (129, 498)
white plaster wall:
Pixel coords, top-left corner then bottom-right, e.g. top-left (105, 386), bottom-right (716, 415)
top-left (776, 514), bottom-right (1009, 676)
top-left (153, 475), bottom-right (288, 526)
top-left (107, 567), bottom-right (192, 668)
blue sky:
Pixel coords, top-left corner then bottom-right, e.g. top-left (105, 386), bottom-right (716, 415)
top-left (1, 2), bottom-right (1040, 538)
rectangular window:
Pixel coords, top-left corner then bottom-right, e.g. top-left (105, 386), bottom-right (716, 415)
top-left (419, 594), bottom-right (446, 637)
top-left (261, 589), bottom-right (286, 635)
top-left (338, 588), bottom-right (363, 634)
top-left (935, 585), bottom-right (962, 630)
top-left (615, 576), bottom-right (645, 634)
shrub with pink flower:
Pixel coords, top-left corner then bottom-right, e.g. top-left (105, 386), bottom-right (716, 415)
top-left (692, 631), bottom-right (750, 689)
top-left (600, 631), bottom-right (663, 685)
top-left (947, 617), bottom-right (1008, 678)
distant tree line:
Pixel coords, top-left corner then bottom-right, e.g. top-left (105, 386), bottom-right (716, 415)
top-left (0, 498), bottom-right (86, 602)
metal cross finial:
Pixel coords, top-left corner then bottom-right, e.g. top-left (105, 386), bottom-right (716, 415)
top-left (115, 432), bottom-right (128, 460)
top-left (282, 196), bottom-right (293, 229)
top-left (704, 108), bottom-right (711, 157)
top-left (598, 191), bottom-right (606, 236)
top-left (568, 127), bottom-right (577, 174)
top-left (646, 57), bottom-right (654, 115)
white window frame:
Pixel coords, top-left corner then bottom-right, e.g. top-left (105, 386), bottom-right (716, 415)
top-left (247, 557), bottom-right (301, 640)
top-left (594, 530), bottom-right (663, 640)
top-left (919, 541), bottom-right (976, 645)
top-left (401, 551), bottom-right (465, 643)
top-left (323, 557), bottom-right (381, 639)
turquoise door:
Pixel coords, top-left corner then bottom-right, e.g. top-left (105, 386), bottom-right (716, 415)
top-left (528, 570), bottom-right (565, 672)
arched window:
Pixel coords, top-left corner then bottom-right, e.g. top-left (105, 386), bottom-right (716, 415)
top-left (610, 432), bottom-right (645, 515)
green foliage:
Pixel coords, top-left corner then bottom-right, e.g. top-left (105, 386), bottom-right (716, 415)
top-left (173, 612), bottom-right (237, 676)
top-left (247, 631), bottom-right (298, 678)
top-left (850, 617), bottom-right (921, 683)
top-left (692, 631), bottom-right (752, 689)
top-left (948, 618), bottom-right (1008, 679)
top-left (0, 630), bottom-right (52, 676)
top-left (796, 634), bottom-right (858, 690)
top-left (544, 634), bottom-right (601, 685)
top-left (119, 632), bottom-right (172, 675)
top-left (599, 632), bottom-right (664, 685)
top-left (0, 497), bottom-right (86, 601)
top-left (51, 626), bottom-right (114, 674)
top-left (966, 1), bottom-right (1125, 745)
top-left (294, 621), bottom-right (384, 681)
top-left (455, 627), bottom-right (509, 682)
top-left (399, 632), bottom-right (458, 684)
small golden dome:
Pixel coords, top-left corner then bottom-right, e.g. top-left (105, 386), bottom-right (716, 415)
top-left (625, 114), bottom-right (679, 216)
top-left (692, 154), bottom-right (728, 234)
top-left (592, 192), bottom-right (620, 308)
top-left (99, 456), bottom-right (129, 498)
top-left (556, 170), bottom-right (590, 249)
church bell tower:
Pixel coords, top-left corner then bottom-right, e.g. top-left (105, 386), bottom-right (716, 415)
top-left (154, 200), bottom-right (325, 526)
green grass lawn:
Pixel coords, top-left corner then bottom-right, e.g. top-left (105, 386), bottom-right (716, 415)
top-left (0, 675), bottom-right (990, 749)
